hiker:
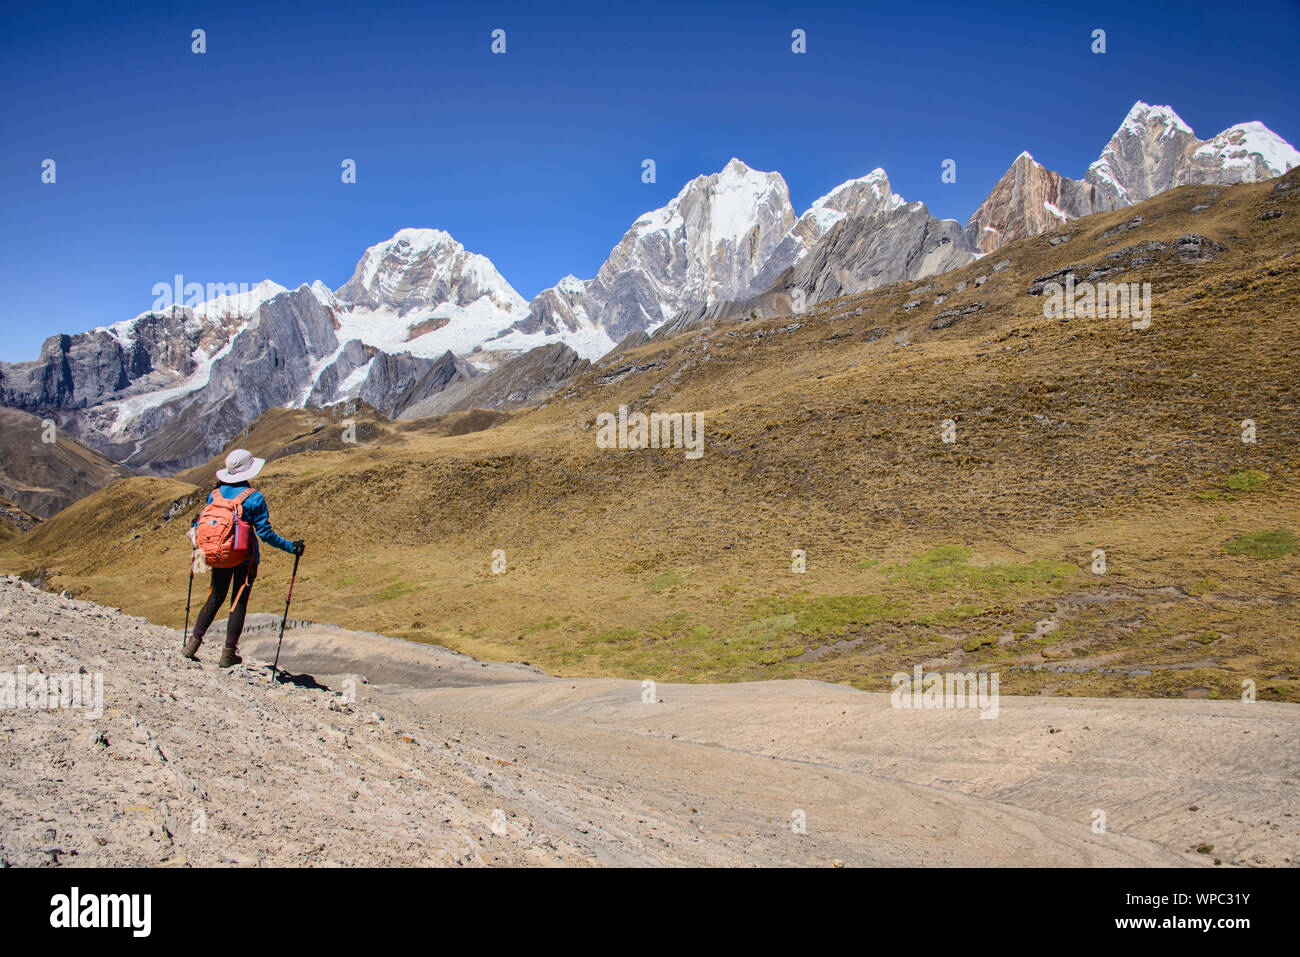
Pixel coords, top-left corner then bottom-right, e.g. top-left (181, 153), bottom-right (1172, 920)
top-left (182, 449), bottom-right (304, 667)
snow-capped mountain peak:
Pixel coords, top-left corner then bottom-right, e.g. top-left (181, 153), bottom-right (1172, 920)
top-left (1195, 121), bottom-right (1300, 177)
top-left (737, 166), bottom-right (918, 289)
top-left (188, 279), bottom-right (287, 321)
top-left (1117, 101), bottom-right (1195, 139)
top-left (627, 158), bottom-right (793, 251)
top-left (329, 228), bottom-right (528, 363)
top-left (308, 279), bottom-right (337, 309)
top-left (7, 99), bottom-right (1296, 475)
top-left (1086, 100), bottom-right (1295, 207)
top-left (804, 167), bottom-right (906, 232)
top-left (519, 158), bottom-right (799, 343)
top-left (703, 157), bottom-right (792, 246)
top-left (337, 228), bottom-right (526, 317)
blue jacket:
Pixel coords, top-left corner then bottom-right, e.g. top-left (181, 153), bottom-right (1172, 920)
top-left (192, 482), bottom-right (295, 562)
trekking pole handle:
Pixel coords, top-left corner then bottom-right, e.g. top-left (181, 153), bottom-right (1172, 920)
top-left (285, 552), bottom-right (300, 604)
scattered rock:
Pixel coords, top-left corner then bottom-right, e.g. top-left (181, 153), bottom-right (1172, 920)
top-left (1102, 216), bottom-right (1144, 238)
top-left (931, 303), bottom-right (986, 331)
top-left (1169, 233), bottom-right (1226, 263)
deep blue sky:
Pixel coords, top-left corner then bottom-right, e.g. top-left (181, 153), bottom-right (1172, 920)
top-left (2, 0), bottom-right (1297, 360)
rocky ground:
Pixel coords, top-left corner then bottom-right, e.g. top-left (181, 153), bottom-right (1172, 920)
top-left (3, 575), bottom-right (1296, 867)
top-left (0, 578), bottom-right (592, 867)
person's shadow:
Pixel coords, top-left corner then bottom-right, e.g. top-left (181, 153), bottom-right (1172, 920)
top-left (266, 666), bottom-right (331, 691)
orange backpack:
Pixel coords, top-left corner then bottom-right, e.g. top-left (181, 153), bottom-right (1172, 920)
top-left (195, 488), bottom-right (256, 569)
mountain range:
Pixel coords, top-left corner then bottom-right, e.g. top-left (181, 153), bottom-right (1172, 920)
top-left (0, 100), bottom-right (1295, 476)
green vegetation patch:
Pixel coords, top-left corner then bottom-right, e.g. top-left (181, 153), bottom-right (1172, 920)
top-left (753, 593), bottom-right (906, 637)
top-left (588, 625), bottom-right (639, 645)
top-left (646, 610), bottom-right (691, 638)
top-left (1223, 529), bottom-right (1297, 560)
top-left (1201, 470), bottom-right (1272, 500)
top-left (520, 616), bottom-right (566, 635)
top-left (962, 634), bottom-right (997, 653)
top-left (1225, 469), bottom-right (1269, 492)
top-left (646, 568), bottom-right (690, 591)
top-left (887, 545), bottom-right (1076, 594)
top-left (726, 612), bottom-right (797, 644)
top-left (373, 580), bottom-right (422, 601)
top-left (920, 603), bottom-right (989, 626)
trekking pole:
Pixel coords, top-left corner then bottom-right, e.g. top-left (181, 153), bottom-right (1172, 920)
top-left (182, 554), bottom-right (196, 647)
top-left (270, 551), bottom-right (301, 683)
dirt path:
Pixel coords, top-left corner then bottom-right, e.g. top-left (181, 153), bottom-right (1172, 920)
top-left (3, 580), bottom-right (1295, 867)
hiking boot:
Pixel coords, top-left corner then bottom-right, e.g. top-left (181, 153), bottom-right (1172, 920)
top-left (218, 646), bottom-right (243, 668)
top-left (182, 637), bottom-right (202, 660)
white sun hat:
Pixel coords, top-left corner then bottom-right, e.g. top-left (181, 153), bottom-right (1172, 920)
top-left (216, 448), bottom-right (266, 484)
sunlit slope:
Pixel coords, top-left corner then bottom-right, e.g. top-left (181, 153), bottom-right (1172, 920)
top-left (4, 171), bottom-right (1297, 701)
top-left (0, 407), bottom-right (129, 518)
top-left (173, 402), bottom-right (511, 486)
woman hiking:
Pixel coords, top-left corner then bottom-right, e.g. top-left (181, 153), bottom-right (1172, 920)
top-left (182, 449), bottom-right (304, 667)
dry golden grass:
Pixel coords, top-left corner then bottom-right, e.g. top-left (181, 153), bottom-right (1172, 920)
top-left (0, 407), bottom-right (128, 518)
top-left (172, 402), bottom-right (511, 486)
top-left (4, 171), bottom-right (1298, 701)
top-left (0, 496), bottom-right (37, 544)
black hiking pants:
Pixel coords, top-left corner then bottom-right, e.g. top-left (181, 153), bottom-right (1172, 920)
top-left (191, 561), bottom-right (257, 649)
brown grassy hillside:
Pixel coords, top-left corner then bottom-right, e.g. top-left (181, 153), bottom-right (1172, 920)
top-left (4, 171), bottom-right (1298, 702)
top-left (0, 407), bottom-right (129, 518)
top-left (173, 402), bottom-right (511, 486)
top-left (0, 496), bottom-right (38, 543)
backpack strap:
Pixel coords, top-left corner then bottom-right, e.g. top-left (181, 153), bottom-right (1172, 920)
top-left (230, 488), bottom-right (256, 517)
top-left (209, 487), bottom-right (256, 516)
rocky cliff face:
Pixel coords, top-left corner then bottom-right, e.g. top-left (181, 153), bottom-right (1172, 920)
top-left (965, 152), bottom-right (1113, 254)
top-left (304, 341), bottom-right (478, 417)
top-left (670, 176), bottom-right (977, 334)
top-left (747, 169), bottom-right (912, 293)
top-left (399, 343), bottom-right (589, 420)
top-left (78, 286), bottom-right (344, 472)
top-left (780, 200), bottom-right (975, 305)
top-left (3, 101), bottom-right (1295, 483)
top-left (512, 159), bottom-right (799, 346)
top-left (1084, 103), bottom-right (1298, 206)
top-left (545, 164), bottom-right (980, 341)
top-left (970, 103), bottom-right (1300, 253)
top-left (335, 228), bottom-right (526, 319)
top-left (0, 292), bottom-right (265, 415)
top-left (357, 350), bottom-right (478, 418)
